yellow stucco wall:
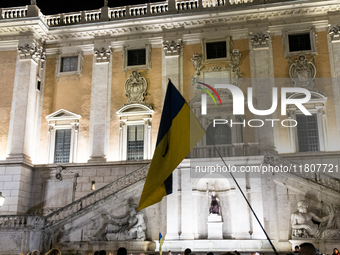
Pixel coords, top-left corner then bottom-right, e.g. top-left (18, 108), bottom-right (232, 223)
top-left (109, 48), bottom-right (163, 161)
top-left (272, 31), bottom-right (339, 152)
top-left (0, 51), bottom-right (17, 160)
top-left (38, 55), bottom-right (92, 163)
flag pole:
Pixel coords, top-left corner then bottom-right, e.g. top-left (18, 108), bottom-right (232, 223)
top-left (203, 131), bottom-right (279, 255)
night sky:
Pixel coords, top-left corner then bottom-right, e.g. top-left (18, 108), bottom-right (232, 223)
top-left (0, 0), bottom-right (156, 15)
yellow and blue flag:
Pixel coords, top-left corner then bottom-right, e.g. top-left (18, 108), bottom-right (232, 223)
top-left (159, 233), bottom-right (164, 255)
top-left (137, 80), bottom-right (205, 211)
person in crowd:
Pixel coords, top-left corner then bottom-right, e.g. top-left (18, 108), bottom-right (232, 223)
top-left (32, 250), bottom-right (40, 255)
top-left (294, 246), bottom-right (300, 255)
top-left (45, 248), bottom-right (61, 255)
top-left (117, 247), bottom-right (127, 255)
top-left (184, 248), bottom-right (191, 255)
top-left (94, 252), bottom-right (99, 255)
top-left (99, 251), bottom-right (106, 255)
top-left (333, 248), bottom-right (339, 255)
top-left (299, 243), bottom-right (316, 255)
top-left (207, 252), bottom-right (214, 255)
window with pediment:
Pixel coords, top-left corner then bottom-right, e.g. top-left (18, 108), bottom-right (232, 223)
top-left (45, 109), bottom-right (81, 164)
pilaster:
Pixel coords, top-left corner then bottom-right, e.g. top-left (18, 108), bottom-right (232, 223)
top-left (162, 39), bottom-right (183, 101)
top-left (165, 168), bottom-right (180, 240)
top-left (180, 165), bottom-right (194, 240)
top-left (88, 45), bottom-right (112, 162)
top-left (6, 39), bottom-right (45, 164)
top-left (249, 31), bottom-right (278, 152)
top-left (327, 23), bottom-right (340, 142)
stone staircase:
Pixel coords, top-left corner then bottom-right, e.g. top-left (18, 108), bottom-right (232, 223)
top-left (0, 164), bottom-right (149, 231)
top-left (264, 151), bottom-right (340, 193)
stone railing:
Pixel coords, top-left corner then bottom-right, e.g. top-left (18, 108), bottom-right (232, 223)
top-left (264, 151), bottom-right (340, 193)
top-left (43, 164), bottom-right (149, 227)
top-left (1, 0), bottom-right (298, 25)
top-left (0, 164), bottom-right (149, 230)
top-left (188, 143), bottom-right (260, 158)
top-left (150, 2), bottom-right (169, 14)
top-left (0, 215), bottom-right (44, 229)
top-left (293, 169), bottom-right (340, 193)
top-left (1, 6), bottom-right (27, 19)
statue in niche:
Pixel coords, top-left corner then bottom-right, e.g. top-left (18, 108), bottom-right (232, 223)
top-left (124, 70), bottom-right (148, 104)
top-left (289, 55), bottom-right (316, 90)
top-left (291, 200), bottom-right (340, 239)
top-left (206, 189), bottom-right (220, 215)
top-left (94, 204), bottom-right (146, 241)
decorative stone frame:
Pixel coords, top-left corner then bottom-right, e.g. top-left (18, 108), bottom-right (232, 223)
top-left (55, 51), bottom-right (84, 77)
top-left (40, 166), bottom-right (78, 215)
top-left (45, 109), bottom-right (81, 164)
top-left (201, 37), bottom-right (232, 64)
top-left (122, 44), bottom-right (151, 71)
top-left (282, 27), bottom-right (317, 58)
top-left (117, 104), bottom-right (154, 161)
top-left (286, 92), bottom-right (328, 153)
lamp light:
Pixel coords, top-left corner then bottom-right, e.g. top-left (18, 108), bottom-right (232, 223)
top-left (0, 192), bottom-right (5, 207)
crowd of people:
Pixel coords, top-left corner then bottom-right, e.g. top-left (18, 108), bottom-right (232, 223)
top-left (19, 244), bottom-right (338, 255)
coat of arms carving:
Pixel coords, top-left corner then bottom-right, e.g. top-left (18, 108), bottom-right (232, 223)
top-left (289, 55), bottom-right (316, 90)
top-left (125, 70), bottom-right (148, 104)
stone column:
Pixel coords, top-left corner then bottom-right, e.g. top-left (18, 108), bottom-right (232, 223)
top-left (6, 39), bottom-right (45, 164)
top-left (162, 40), bottom-right (183, 100)
top-left (165, 168), bottom-right (180, 240)
top-left (249, 32), bottom-right (278, 152)
top-left (88, 46), bottom-right (112, 162)
top-left (327, 23), bottom-right (340, 143)
top-left (180, 163), bottom-right (194, 240)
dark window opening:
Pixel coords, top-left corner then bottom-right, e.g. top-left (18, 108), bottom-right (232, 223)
top-left (288, 33), bottom-right (311, 52)
top-left (297, 114), bottom-right (319, 152)
top-left (206, 124), bottom-right (232, 145)
top-left (37, 80), bottom-right (41, 91)
top-left (206, 41), bottom-right (227, 59)
top-left (127, 125), bottom-right (144, 160)
top-left (60, 56), bottom-right (78, 72)
top-left (127, 49), bottom-right (146, 66)
top-left (54, 129), bottom-right (71, 163)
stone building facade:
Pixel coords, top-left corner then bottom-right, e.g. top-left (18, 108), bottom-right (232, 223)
top-left (0, 0), bottom-right (340, 254)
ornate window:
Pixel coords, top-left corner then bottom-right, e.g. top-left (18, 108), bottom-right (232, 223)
top-left (46, 109), bottom-right (81, 164)
top-left (60, 56), bottom-right (78, 72)
top-left (287, 92), bottom-right (328, 153)
top-left (55, 51), bottom-right (83, 77)
top-left (117, 70), bottom-right (153, 161)
top-left (123, 45), bottom-right (151, 70)
top-left (296, 114), bottom-right (319, 152)
top-left (117, 105), bottom-right (153, 161)
top-left (202, 37), bottom-right (232, 63)
top-left (127, 125), bottom-right (144, 160)
top-left (206, 124), bottom-right (232, 145)
top-left (282, 28), bottom-right (317, 57)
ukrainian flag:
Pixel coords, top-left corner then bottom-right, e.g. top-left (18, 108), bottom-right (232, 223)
top-left (159, 233), bottom-right (164, 255)
top-left (138, 80), bottom-right (205, 211)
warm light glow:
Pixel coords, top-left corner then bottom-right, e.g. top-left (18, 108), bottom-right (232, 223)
top-left (0, 192), bottom-right (5, 207)
top-left (91, 181), bottom-right (95, 190)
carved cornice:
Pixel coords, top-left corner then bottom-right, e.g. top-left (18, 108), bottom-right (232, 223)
top-left (94, 46), bottom-right (112, 63)
top-left (18, 42), bottom-right (46, 62)
top-left (163, 40), bottom-right (182, 56)
top-left (328, 25), bottom-right (340, 42)
top-left (249, 32), bottom-right (270, 49)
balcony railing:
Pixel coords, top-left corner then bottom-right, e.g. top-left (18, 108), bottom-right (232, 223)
top-left (188, 143), bottom-right (260, 158)
top-left (0, 0), bottom-right (298, 27)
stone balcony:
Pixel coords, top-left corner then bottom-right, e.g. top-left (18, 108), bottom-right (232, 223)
top-left (0, 0), bottom-right (301, 27)
top-left (188, 143), bottom-right (261, 158)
